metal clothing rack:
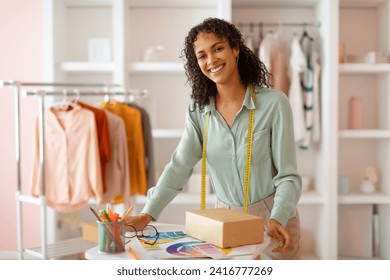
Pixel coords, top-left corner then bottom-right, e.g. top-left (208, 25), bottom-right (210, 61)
top-left (236, 21), bottom-right (320, 41)
top-left (1, 80), bottom-right (143, 259)
top-left (236, 21), bottom-right (321, 30)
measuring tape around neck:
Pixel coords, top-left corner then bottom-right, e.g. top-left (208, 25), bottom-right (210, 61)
top-left (201, 86), bottom-right (256, 213)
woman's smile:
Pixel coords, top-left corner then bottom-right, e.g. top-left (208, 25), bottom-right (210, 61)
top-left (209, 64), bottom-right (224, 73)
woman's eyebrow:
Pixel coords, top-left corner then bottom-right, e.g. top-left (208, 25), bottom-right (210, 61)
top-left (195, 41), bottom-right (225, 54)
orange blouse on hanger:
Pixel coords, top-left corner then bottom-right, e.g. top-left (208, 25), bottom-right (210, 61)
top-left (77, 101), bottom-right (110, 193)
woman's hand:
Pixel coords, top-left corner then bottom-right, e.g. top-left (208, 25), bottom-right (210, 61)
top-left (267, 218), bottom-right (294, 253)
top-left (125, 213), bottom-right (153, 231)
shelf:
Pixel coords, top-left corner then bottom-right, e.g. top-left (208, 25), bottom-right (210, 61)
top-left (24, 237), bottom-right (96, 259)
top-left (339, 63), bottom-right (390, 74)
top-left (129, 62), bottom-right (184, 74)
top-left (338, 193), bottom-right (390, 205)
top-left (60, 62), bottom-right (115, 73)
top-left (299, 191), bottom-right (325, 205)
top-left (232, 0), bottom-right (320, 8)
top-left (18, 194), bottom-right (42, 205)
top-left (128, 0), bottom-right (217, 8)
top-left (152, 129), bottom-right (183, 138)
top-left (340, 0), bottom-right (387, 8)
top-left (61, 0), bottom-right (113, 7)
top-left (339, 130), bottom-right (390, 139)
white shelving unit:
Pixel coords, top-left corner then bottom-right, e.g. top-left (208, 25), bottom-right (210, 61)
top-left (229, 0), bottom-right (337, 260)
top-left (60, 62), bottom-right (115, 73)
top-left (338, 0), bottom-right (390, 259)
top-left (339, 63), bottom-right (390, 73)
top-left (129, 62), bottom-right (184, 74)
top-left (34, 0), bottom-right (390, 260)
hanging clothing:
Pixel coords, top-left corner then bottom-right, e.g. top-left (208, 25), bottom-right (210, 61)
top-left (288, 34), bottom-right (306, 143)
top-left (259, 31), bottom-right (289, 94)
top-left (300, 34), bottom-right (314, 149)
top-left (299, 33), bottom-right (321, 149)
top-left (245, 33), bottom-right (256, 54)
top-left (126, 102), bottom-right (155, 189)
top-left (77, 101), bottom-right (110, 192)
top-left (101, 100), bottom-right (147, 196)
top-left (30, 106), bottom-right (103, 213)
top-left (103, 110), bottom-right (130, 204)
top-left (312, 50), bottom-right (321, 143)
top-left (258, 31), bottom-right (275, 72)
top-left (271, 41), bottom-right (289, 95)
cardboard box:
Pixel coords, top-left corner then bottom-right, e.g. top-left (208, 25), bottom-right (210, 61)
top-left (185, 208), bottom-right (264, 248)
top-left (82, 222), bottom-right (98, 243)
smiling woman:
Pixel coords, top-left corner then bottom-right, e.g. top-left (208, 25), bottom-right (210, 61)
top-left (125, 17), bottom-right (302, 260)
top-left (181, 17), bottom-right (270, 110)
top-left (194, 33), bottom-right (240, 93)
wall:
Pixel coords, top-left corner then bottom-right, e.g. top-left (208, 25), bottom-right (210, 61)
top-left (0, 0), bottom-right (43, 251)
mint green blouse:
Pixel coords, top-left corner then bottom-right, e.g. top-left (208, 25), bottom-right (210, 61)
top-left (142, 86), bottom-right (302, 226)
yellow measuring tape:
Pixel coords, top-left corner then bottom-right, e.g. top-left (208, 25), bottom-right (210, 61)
top-left (200, 111), bottom-right (210, 210)
top-left (201, 86), bottom-right (256, 213)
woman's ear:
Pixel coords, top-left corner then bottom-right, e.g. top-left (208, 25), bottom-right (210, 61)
top-left (233, 47), bottom-right (239, 61)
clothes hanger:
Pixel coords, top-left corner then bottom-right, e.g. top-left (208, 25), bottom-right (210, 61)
top-left (51, 89), bottom-right (74, 111)
top-left (104, 86), bottom-right (116, 104)
top-left (300, 23), bottom-right (313, 43)
top-left (127, 90), bottom-right (135, 103)
top-left (69, 89), bottom-right (80, 107)
top-left (244, 22), bottom-right (256, 53)
top-left (259, 22), bottom-right (264, 43)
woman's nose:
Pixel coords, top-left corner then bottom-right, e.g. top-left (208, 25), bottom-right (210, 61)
top-left (206, 53), bottom-right (217, 65)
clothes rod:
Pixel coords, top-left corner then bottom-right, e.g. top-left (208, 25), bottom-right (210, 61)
top-left (236, 22), bottom-right (321, 28)
top-left (23, 89), bottom-right (148, 97)
top-left (0, 80), bottom-right (121, 88)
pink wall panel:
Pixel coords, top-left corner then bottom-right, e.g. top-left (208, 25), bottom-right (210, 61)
top-left (0, 0), bottom-right (43, 251)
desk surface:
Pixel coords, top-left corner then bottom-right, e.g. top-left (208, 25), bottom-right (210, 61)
top-left (85, 223), bottom-right (271, 260)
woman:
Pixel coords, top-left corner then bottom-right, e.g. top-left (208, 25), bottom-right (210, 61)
top-left (126, 17), bottom-right (302, 260)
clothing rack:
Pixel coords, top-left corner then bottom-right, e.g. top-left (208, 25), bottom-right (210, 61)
top-left (236, 21), bottom-right (320, 40)
top-left (1, 80), bottom-right (143, 259)
top-left (236, 21), bottom-right (321, 29)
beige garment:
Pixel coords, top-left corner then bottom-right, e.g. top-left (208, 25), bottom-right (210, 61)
top-left (271, 43), bottom-right (289, 95)
top-left (30, 106), bottom-right (103, 212)
top-left (215, 193), bottom-right (301, 260)
top-left (103, 110), bottom-right (130, 204)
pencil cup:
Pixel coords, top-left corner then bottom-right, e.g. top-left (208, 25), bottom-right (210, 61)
top-left (97, 221), bottom-right (126, 254)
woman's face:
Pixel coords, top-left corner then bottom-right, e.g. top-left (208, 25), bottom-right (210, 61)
top-left (193, 32), bottom-right (239, 86)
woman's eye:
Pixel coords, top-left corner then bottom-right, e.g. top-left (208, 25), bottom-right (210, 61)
top-left (214, 47), bottom-right (223, 53)
top-left (197, 54), bottom-right (205, 60)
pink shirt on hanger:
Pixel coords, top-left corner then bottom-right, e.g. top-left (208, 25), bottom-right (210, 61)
top-left (103, 110), bottom-right (130, 204)
top-left (29, 106), bottom-right (103, 213)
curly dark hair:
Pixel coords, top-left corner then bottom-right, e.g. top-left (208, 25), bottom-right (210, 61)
top-left (181, 17), bottom-right (270, 110)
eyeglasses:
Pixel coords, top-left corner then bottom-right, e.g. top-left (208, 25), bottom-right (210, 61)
top-left (123, 224), bottom-right (160, 245)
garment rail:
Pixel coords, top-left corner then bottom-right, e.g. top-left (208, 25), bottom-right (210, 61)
top-left (1, 80), bottom-right (144, 260)
top-left (236, 21), bottom-right (321, 29)
top-left (235, 21), bottom-right (321, 43)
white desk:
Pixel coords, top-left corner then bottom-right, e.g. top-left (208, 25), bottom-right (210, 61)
top-left (85, 223), bottom-right (271, 260)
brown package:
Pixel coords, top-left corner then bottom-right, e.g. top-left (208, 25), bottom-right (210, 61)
top-left (185, 208), bottom-right (264, 248)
